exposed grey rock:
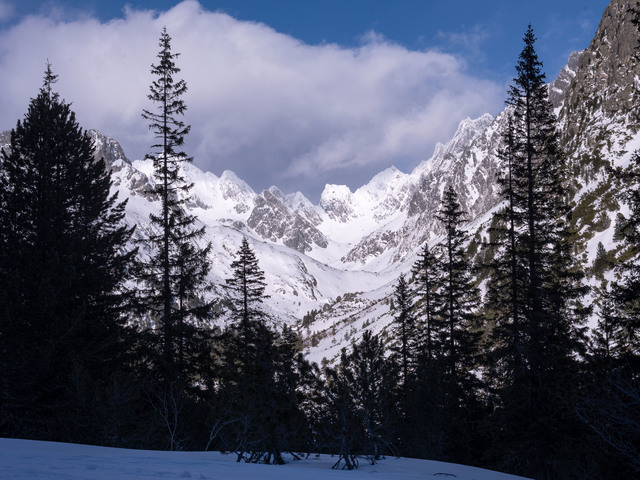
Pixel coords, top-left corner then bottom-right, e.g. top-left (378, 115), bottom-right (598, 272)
top-left (549, 50), bottom-right (583, 108)
top-left (88, 129), bottom-right (130, 169)
top-left (248, 189), bottom-right (328, 253)
top-left (560, 0), bottom-right (640, 153)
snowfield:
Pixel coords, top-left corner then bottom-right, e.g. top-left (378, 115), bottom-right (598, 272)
top-left (0, 438), bottom-right (532, 480)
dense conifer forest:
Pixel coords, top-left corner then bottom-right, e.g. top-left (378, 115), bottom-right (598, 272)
top-left (0, 22), bottom-right (639, 480)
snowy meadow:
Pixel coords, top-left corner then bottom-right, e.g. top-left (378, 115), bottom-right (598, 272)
top-left (0, 438), bottom-right (532, 480)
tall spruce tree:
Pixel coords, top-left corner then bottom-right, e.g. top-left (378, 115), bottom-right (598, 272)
top-left (434, 186), bottom-right (480, 394)
top-left (411, 242), bottom-right (439, 363)
top-left (0, 64), bottom-right (135, 442)
top-left (224, 237), bottom-right (268, 325)
top-left (391, 274), bottom-right (418, 401)
top-left (407, 241), bottom-right (444, 458)
top-left (136, 27), bottom-right (212, 384)
top-left (483, 26), bottom-right (589, 479)
top-left (431, 185), bottom-right (482, 462)
top-left (220, 237), bottom-right (305, 464)
top-left (389, 273), bottom-right (421, 453)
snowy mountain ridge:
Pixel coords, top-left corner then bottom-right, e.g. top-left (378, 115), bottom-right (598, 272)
top-left (0, 29), bottom-right (591, 364)
top-left (3, 0), bottom-right (638, 365)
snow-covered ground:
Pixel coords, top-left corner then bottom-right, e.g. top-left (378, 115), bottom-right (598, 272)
top-left (0, 438), bottom-right (532, 480)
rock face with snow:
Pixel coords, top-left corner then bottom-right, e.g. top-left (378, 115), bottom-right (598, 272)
top-left (566, 0), bottom-right (640, 120)
top-left (560, 0), bottom-right (640, 159)
top-left (247, 188), bottom-right (328, 253)
top-left (549, 50), bottom-right (583, 108)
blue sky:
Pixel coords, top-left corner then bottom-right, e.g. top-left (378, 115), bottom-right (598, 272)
top-left (0, 0), bottom-right (611, 201)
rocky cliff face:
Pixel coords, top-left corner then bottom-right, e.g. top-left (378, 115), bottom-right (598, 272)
top-left (560, 0), bottom-right (640, 157)
top-left (337, 112), bottom-right (506, 266)
top-left (549, 51), bottom-right (584, 108)
top-left (247, 188), bottom-right (328, 253)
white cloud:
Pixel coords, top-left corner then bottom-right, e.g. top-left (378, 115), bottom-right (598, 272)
top-left (0, 0), bottom-right (503, 201)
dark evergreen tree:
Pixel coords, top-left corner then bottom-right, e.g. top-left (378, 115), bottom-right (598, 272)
top-left (591, 284), bottom-right (621, 367)
top-left (224, 236), bottom-right (269, 325)
top-left (408, 241), bottom-right (444, 458)
top-left (434, 186), bottom-right (480, 395)
top-left (136, 27), bottom-right (212, 385)
top-left (134, 27), bottom-right (213, 450)
top-left (348, 330), bottom-right (397, 464)
top-left (592, 241), bottom-right (610, 278)
top-left (431, 185), bottom-right (482, 462)
top-left (219, 237), bottom-right (310, 464)
top-left (411, 242), bottom-right (439, 362)
top-left (319, 331), bottom-right (396, 469)
top-left (390, 274), bottom-right (418, 408)
top-left (320, 352), bottom-right (361, 470)
top-left (0, 64), bottom-right (136, 442)
top-left (268, 325), bottom-right (316, 458)
top-left (483, 26), bottom-right (590, 479)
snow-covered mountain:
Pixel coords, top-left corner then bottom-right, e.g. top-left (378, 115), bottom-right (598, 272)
top-left (3, 0), bottom-right (636, 364)
top-left (84, 104), bottom-right (534, 363)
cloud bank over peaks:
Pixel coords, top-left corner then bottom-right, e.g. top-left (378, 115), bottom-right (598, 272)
top-left (0, 0), bottom-right (504, 202)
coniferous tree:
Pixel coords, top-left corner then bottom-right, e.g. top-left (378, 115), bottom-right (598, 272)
top-left (483, 26), bottom-right (589, 479)
top-left (411, 242), bottom-right (440, 363)
top-left (224, 237), bottom-right (269, 326)
top-left (434, 186), bottom-right (480, 396)
top-left (218, 237), bottom-right (270, 460)
top-left (219, 237), bottom-right (309, 464)
top-left (268, 325), bottom-right (316, 458)
top-left (320, 351), bottom-right (361, 470)
top-left (134, 27), bottom-right (213, 450)
top-left (408, 241), bottom-right (444, 458)
top-left (348, 331), bottom-right (397, 464)
top-left (136, 27), bottom-right (212, 386)
top-left (390, 274), bottom-right (418, 408)
top-left (432, 185), bottom-right (482, 462)
top-left (592, 242), bottom-right (609, 277)
top-left (0, 64), bottom-right (135, 442)
top-left (319, 331), bottom-right (396, 469)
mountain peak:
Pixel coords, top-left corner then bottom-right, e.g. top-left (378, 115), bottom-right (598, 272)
top-left (319, 184), bottom-right (357, 222)
top-left (549, 50), bottom-right (583, 108)
top-left (87, 129), bottom-right (130, 169)
top-left (562, 0), bottom-right (640, 123)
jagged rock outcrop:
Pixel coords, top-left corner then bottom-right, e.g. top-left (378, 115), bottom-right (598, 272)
top-left (88, 129), bottom-right (130, 168)
top-left (248, 189), bottom-right (328, 252)
top-left (319, 184), bottom-right (358, 223)
top-left (268, 187), bottom-right (323, 226)
top-left (341, 113), bottom-right (504, 265)
top-left (549, 51), bottom-right (584, 108)
top-left (560, 0), bottom-right (640, 156)
top-left (216, 170), bottom-right (255, 214)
